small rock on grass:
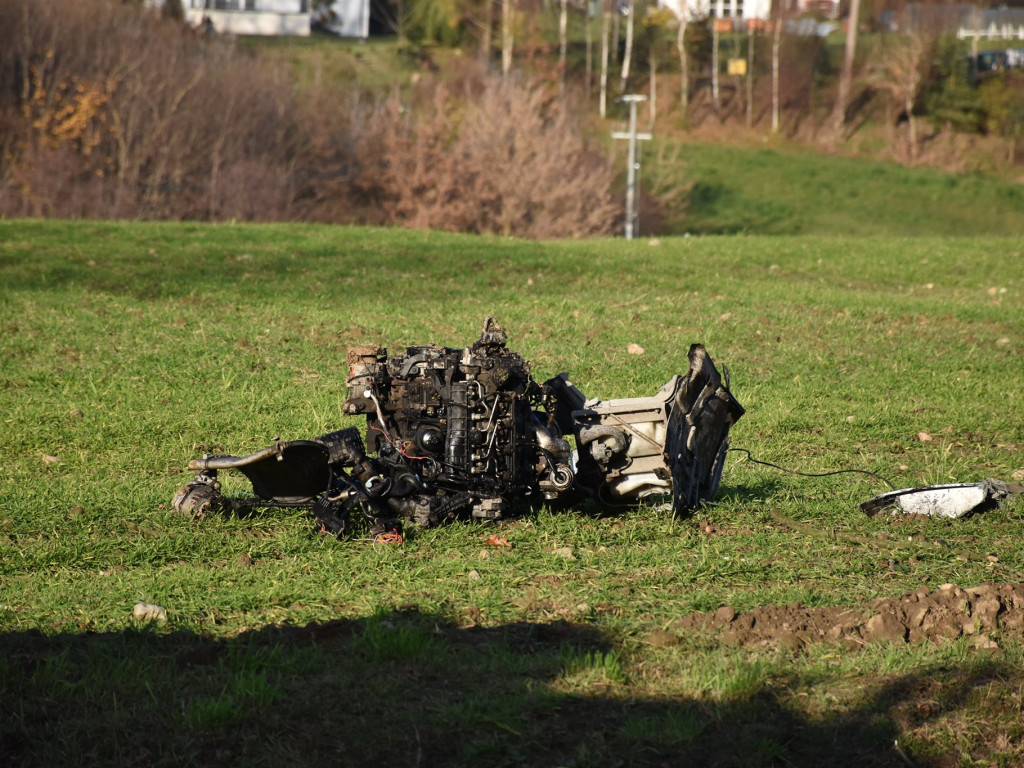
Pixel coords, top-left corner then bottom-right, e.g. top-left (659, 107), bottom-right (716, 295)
top-left (715, 605), bottom-right (736, 624)
top-left (133, 602), bottom-right (167, 623)
top-left (863, 612), bottom-right (907, 643)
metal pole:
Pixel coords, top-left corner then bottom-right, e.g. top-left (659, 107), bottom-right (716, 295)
top-left (625, 98), bottom-right (639, 240)
top-left (611, 95), bottom-right (651, 240)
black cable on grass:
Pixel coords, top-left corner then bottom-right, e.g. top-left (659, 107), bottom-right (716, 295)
top-left (728, 447), bottom-right (896, 490)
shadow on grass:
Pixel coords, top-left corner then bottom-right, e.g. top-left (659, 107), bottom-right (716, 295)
top-left (715, 479), bottom-right (787, 506)
top-left (0, 609), bottom-right (1015, 767)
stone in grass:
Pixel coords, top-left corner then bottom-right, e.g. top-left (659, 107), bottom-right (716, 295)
top-left (133, 602), bottom-right (167, 623)
top-left (863, 611), bottom-right (907, 643)
top-left (714, 605), bottom-right (736, 624)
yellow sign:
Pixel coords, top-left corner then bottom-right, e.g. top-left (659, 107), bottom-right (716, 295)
top-left (727, 58), bottom-right (747, 76)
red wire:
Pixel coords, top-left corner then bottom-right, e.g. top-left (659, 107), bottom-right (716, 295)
top-left (369, 424), bottom-right (422, 461)
top-left (373, 530), bottom-right (403, 546)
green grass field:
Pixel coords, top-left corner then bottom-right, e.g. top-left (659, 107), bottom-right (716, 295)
top-left (647, 140), bottom-right (1024, 236)
top-left (2, 219), bottom-right (1023, 766)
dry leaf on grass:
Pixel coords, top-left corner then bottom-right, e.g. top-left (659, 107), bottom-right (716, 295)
top-left (482, 533), bottom-right (512, 548)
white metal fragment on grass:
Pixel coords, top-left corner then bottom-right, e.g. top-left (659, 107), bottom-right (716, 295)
top-left (860, 479), bottom-right (1020, 519)
top-left (133, 602), bottom-right (167, 622)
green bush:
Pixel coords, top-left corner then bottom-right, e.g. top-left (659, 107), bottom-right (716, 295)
top-left (921, 36), bottom-right (985, 133)
top-left (402, 0), bottom-right (470, 46)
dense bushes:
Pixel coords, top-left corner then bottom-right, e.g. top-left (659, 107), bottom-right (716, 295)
top-left (0, 0), bottom-right (618, 238)
top-left (0, 0), bottom-right (299, 219)
top-left (345, 80), bottom-right (619, 238)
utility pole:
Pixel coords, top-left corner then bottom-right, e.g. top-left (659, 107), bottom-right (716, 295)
top-left (611, 95), bottom-right (652, 240)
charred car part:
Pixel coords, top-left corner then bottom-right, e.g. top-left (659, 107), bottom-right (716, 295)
top-left (173, 318), bottom-right (744, 536)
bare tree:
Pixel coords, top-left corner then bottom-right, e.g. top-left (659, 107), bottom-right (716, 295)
top-left (870, 30), bottom-right (931, 161)
top-left (354, 77), bottom-right (620, 238)
top-left (0, 0), bottom-right (298, 220)
top-left (365, 0), bottom-right (411, 39)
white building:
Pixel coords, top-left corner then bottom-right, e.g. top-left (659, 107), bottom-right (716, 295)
top-left (183, 0), bottom-right (313, 36)
top-left (321, 0), bottom-right (371, 37)
top-left (660, 0), bottom-right (774, 22)
top-left (660, 0), bottom-right (840, 22)
top-left (180, 0), bottom-right (370, 38)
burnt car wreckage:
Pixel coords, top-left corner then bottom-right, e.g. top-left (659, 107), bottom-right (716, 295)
top-left (173, 318), bottom-right (745, 537)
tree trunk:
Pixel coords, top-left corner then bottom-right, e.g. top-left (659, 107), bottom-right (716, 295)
top-left (649, 50), bottom-right (656, 127)
top-left (676, 10), bottom-right (688, 111)
top-left (771, 15), bottom-right (782, 133)
top-left (502, 0), bottom-right (514, 80)
top-left (612, 6), bottom-right (620, 69)
top-left (906, 93), bottom-right (917, 160)
top-left (746, 27), bottom-right (754, 128)
top-left (712, 21), bottom-right (720, 112)
top-left (600, 10), bottom-right (610, 116)
top-left (620, 0), bottom-right (635, 93)
top-left (585, 6), bottom-right (593, 97)
top-left (832, 0), bottom-right (860, 136)
top-left (480, 1), bottom-right (493, 69)
top-left (559, 0), bottom-right (568, 96)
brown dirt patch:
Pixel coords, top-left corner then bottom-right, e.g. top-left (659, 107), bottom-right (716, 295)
top-left (666, 582), bottom-right (1024, 650)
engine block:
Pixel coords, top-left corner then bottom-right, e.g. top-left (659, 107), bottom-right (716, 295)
top-left (173, 317), bottom-right (744, 537)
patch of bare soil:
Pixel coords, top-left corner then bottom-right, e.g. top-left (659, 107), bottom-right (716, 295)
top-left (666, 583), bottom-right (1024, 651)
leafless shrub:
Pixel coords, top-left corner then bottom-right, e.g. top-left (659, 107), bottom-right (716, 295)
top-left (869, 30), bottom-right (934, 162)
top-left (349, 75), bottom-right (620, 239)
top-left (0, 0), bottom-right (300, 220)
top-left (291, 86), bottom-right (387, 225)
top-left (0, 0), bottom-right (619, 238)
top-left (0, 143), bottom-right (123, 218)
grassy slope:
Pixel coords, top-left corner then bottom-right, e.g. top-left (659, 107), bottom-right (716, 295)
top-left (647, 140), bottom-right (1024, 235)
top-left (1, 220), bottom-right (1023, 766)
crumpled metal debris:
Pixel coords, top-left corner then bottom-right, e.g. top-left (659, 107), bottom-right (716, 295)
top-left (860, 479), bottom-right (1023, 519)
top-left (173, 317), bottom-right (743, 537)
